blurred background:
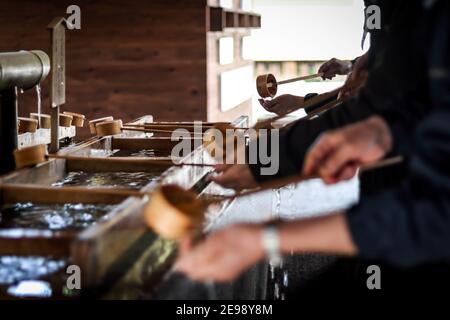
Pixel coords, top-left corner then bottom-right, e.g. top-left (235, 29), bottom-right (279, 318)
top-left (0, 0), bottom-right (368, 137)
top-left (248, 0), bottom-right (368, 119)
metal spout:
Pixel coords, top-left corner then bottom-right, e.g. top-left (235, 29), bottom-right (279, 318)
top-left (0, 50), bottom-right (51, 91)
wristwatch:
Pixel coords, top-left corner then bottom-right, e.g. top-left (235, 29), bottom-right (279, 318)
top-left (261, 225), bottom-right (282, 267)
top-left (304, 92), bottom-right (319, 101)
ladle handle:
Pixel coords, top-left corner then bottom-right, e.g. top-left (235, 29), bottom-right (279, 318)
top-left (277, 72), bottom-right (324, 85)
top-left (214, 156), bottom-right (404, 202)
top-left (121, 126), bottom-right (183, 134)
top-left (125, 123), bottom-right (228, 128)
top-left (302, 97), bottom-right (343, 121)
top-left (47, 154), bottom-right (216, 167)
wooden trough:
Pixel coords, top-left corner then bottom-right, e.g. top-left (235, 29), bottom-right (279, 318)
top-left (0, 115), bottom-right (248, 298)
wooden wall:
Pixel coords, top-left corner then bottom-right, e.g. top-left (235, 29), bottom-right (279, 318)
top-left (0, 0), bottom-right (208, 138)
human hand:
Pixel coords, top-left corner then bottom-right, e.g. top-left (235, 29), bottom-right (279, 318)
top-left (209, 164), bottom-right (258, 191)
top-left (303, 116), bottom-right (393, 184)
top-left (175, 224), bottom-right (264, 282)
top-left (338, 53), bottom-right (369, 99)
top-left (319, 58), bottom-right (352, 80)
top-left (258, 94), bottom-right (304, 116)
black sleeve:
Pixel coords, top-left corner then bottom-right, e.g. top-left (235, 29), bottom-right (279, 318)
top-left (303, 93), bottom-right (339, 115)
top-left (347, 107), bottom-right (450, 267)
top-left (249, 1), bottom-right (427, 183)
top-left (346, 2), bottom-right (450, 267)
top-left (249, 91), bottom-right (385, 182)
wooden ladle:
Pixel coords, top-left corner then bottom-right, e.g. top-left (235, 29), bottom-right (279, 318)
top-left (94, 120), bottom-right (200, 136)
top-left (30, 113), bottom-right (51, 129)
top-left (89, 116), bottom-right (114, 134)
top-left (143, 157), bottom-right (403, 240)
top-left (59, 113), bottom-right (73, 127)
top-left (124, 122), bottom-right (232, 132)
top-left (256, 72), bottom-right (324, 98)
top-left (143, 185), bottom-right (206, 239)
top-left (12, 144), bottom-right (218, 169)
top-left (202, 122), bottom-right (250, 160)
top-left (18, 117), bottom-right (38, 134)
top-left (63, 111), bottom-right (86, 127)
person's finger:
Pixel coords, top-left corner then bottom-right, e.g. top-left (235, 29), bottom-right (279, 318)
top-left (180, 249), bottom-right (228, 281)
top-left (187, 258), bottom-right (237, 282)
top-left (211, 174), bottom-right (246, 190)
top-left (175, 252), bottom-right (196, 274)
top-left (258, 99), bottom-right (266, 107)
top-left (321, 144), bottom-right (355, 179)
top-left (263, 98), bottom-right (277, 109)
top-left (213, 163), bottom-right (231, 173)
top-left (303, 132), bottom-right (342, 175)
top-left (263, 98), bottom-right (275, 107)
top-left (209, 173), bottom-right (234, 188)
top-left (263, 104), bottom-right (280, 114)
top-left (321, 174), bottom-right (337, 184)
top-left (335, 164), bottom-right (358, 182)
top-left (318, 63), bottom-right (329, 74)
top-left (190, 234), bottom-right (231, 270)
top-left (176, 238), bottom-right (219, 275)
top-left (181, 239), bottom-right (242, 282)
top-left (321, 163), bottom-right (357, 185)
top-left (320, 70), bottom-right (330, 80)
top-left (303, 138), bottom-right (333, 175)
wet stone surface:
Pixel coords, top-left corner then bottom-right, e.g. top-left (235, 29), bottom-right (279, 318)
top-left (52, 171), bottom-right (164, 189)
top-left (112, 149), bottom-right (173, 158)
top-left (0, 256), bottom-right (68, 299)
top-left (0, 256), bottom-right (66, 286)
top-left (0, 202), bottom-right (115, 230)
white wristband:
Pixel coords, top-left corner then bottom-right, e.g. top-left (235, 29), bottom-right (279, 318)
top-left (261, 226), bottom-right (282, 267)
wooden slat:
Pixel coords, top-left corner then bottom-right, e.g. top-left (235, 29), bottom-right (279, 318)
top-left (0, 156), bottom-right (67, 185)
top-left (0, 229), bottom-right (75, 257)
top-left (112, 136), bottom-right (202, 151)
top-left (0, 184), bottom-right (140, 204)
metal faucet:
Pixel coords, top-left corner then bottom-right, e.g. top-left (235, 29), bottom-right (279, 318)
top-left (0, 50), bottom-right (50, 174)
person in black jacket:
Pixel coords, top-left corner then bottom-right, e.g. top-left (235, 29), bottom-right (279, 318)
top-left (211, 0), bottom-right (425, 190)
top-left (176, 0), bottom-right (450, 286)
top-left (258, 0), bottom-right (398, 116)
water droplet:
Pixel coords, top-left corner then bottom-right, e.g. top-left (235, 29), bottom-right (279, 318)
top-left (35, 84), bottom-right (42, 128)
top-left (283, 271), bottom-right (289, 287)
top-left (274, 283), bottom-right (280, 300)
top-left (269, 262), bottom-right (275, 279)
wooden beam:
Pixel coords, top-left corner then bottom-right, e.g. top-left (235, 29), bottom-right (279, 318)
top-left (0, 184), bottom-right (140, 204)
top-left (0, 229), bottom-right (75, 257)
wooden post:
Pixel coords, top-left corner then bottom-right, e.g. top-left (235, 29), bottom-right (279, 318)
top-left (48, 18), bottom-right (67, 153)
